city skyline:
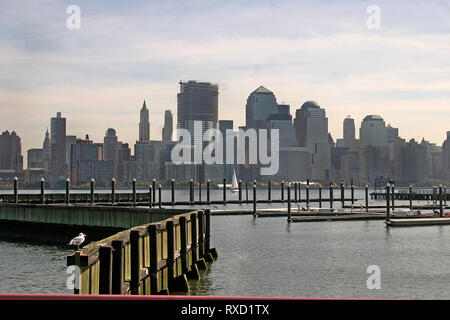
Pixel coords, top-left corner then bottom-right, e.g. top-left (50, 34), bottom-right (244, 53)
top-left (1, 0), bottom-right (449, 156)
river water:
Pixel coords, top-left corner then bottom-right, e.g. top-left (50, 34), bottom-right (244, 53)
top-left (1, 188), bottom-right (449, 298)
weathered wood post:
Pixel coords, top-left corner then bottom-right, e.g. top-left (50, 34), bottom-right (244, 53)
top-left (287, 183), bottom-right (291, 223)
top-left (190, 212), bottom-right (198, 264)
top-left (409, 185), bottom-right (413, 210)
top-left (158, 184), bottom-right (162, 208)
top-left (65, 178), bottom-right (70, 204)
top-left (351, 179), bottom-right (354, 205)
top-left (386, 184), bottom-right (391, 222)
top-left (190, 179), bottom-right (194, 204)
top-left (298, 182), bottom-right (301, 203)
top-left (306, 184), bottom-right (310, 208)
top-left (238, 180), bottom-right (242, 204)
top-left (365, 185), bottom-right (369, 212)
top-left (268, 179), bottom-right (271, 203)
top-left (13, 176), bottom-right (18, 204)
top-left (391, 183), bottom-right (395, 211)
top-left (132, 178), bottom-right (137, 205)
top-left (111, 240), bottom-right (124, 294)
top-left (90, 178), bottom-right (95, 205)
top-left (198, 181), bottom-right (202, 203)
top-left (111, 178), bottom-right (116, 204)
top-left (148, 225), bottom-right (158, 293)
top-left (148, 184), bottom-right (152, 208)
top-left (40, 177), bottom-right (45, 204)
top-left (205, 209), bottom-right (211, 253)
top-left (253, 181), bottom-right (257, 217)
top-left (206, 179), bottom-right (210, 204)
top-left (439, 185), bottom-right (443, 217)
top-left (223, 178), bottom-right (227, 203)
top-left (99, 246), bottom-right (113, 294)
top-left (445, 186), bottom-right (447, 206)
top-left (198, 211), bottom-right (205, 258)
top-left (329, 183), bottom-right (333, 209)
top-left (130, 230), bottom-right (140, 295)
top-left (152, 179), bottom-right (156, 204)
top-left (294, 182), bottom-right (298, 203)
top-left (245, 181), bottom-right (249, 202)
top-left (319, 185), bottom-right (322, 208)
top-left (179, 216), bottom-right (188, 274)
top-left (281, 181), bottom-right (284, 202)
top-left (340, 180), bottom-right (344, 207)
top-left (171, 179), bottom-right (175, 205)
top-left (166, 220), bottom-right (175, 286)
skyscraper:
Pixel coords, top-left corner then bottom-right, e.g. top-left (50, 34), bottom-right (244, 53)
top-left (162, 110), bottom-right (173, 142)
top-left (245, 86), bottom-right (279, 129)
top-left (343, 116), bottom-right (356, 149)
top-left (294, 101), bottom-right (330, 181)
top-left (177, 81), bottom-right (219, 181)
top-left (442, 131), bottom-right (450, 181)
top-left (50, 112), bottom-right (66, 185)
top-left (359, 115), bottom-right (387, 148)
top-left (0, 130), bottom-right (23, 171)
top-left (139, 101), bottom-right (150, 143)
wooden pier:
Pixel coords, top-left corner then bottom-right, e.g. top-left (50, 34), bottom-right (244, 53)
top-left (67, 209), bottom-right (217, 295)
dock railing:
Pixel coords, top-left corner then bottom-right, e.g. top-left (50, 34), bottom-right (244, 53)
top-left (66, 209), bottom-right (217, 295)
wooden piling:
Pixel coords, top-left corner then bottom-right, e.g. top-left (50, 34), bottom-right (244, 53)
top-left (253, 182), bottom-right (257, 217)
top-left (223, 178), bottom-right (226, 203)
top-left (205, 209), bottom-right (211, 253)
top-left (130, 230), bottom-right (140, 295)
top-left (190, 179), bottom-right (194, 203)
top-left (90, 178), bottom-right (95, 205)
top-left (99, 246), bottom-right (113, 294)
top-left (386, 184), bottom-right (391, 222)
top-left (148, 224), bottom-right (158, 293)
top-left (293, 182), bottom-right (297, 203)
top-left (306, 185), bottom-right (310, 208)
top-left (439, 185), bottom-right (443, 217)
top-left (340, 180), bottom-right (344, 207)
top-left (391, 184), bottom-right (395, 210)
top-left (152, 179), bottom-right (156, 204)
top-left (40, 178), bottom-right (45, 204)
top-left (238, 180), bottom-right (242, 204)
top-left (329, 183), bottom-right (333, 209)
top-left (132, 178), bottom-right (137, 205)
top-left (207, 180), bottom-right (210, 204)
top-left (149, 185), bottom-right (152, 208)
top-left (319, 186), bottom-right (322, 208)
top-left (351, 181), bottom-right (354, 205)
top-left (281, 181), bottom-right (284, 202)
top-left (65, 178), bottom-right (70, 204)
top-left (409, 185), bottom-right (413, 210)
top-left (111, 178), bottom-right (116, 204)
top-left (13, 176), bottom-right (18, 204)
top-left (111, 240), bottom-right (124, 294)
top-left (268, 179), bottom-right (271, 203)
top-left (287, 183), bottom-right (291, 223)
top-left (179, 216), bottom-right (188, 274)
top-left (158, 184), bottom-right (162, 208)
top-left (365, 185), bottom-right (369, 212)
top-left (171, 179), bottom-right (175, 205)
top-left (198, 211), bottom-right (205, 258)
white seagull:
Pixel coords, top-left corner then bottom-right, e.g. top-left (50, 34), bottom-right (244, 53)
top-left (69, 233), bottom-right (86, 250)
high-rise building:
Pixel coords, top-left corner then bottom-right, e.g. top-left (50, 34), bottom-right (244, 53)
top-left (177, 80), bottom-right (219, 181)
top-left (50, 112), bottom-right (66, 185)
top-left (294, 101), bottom-right (330, 181)
top-left (0, 130), bottom-right (23, 172)
top-left (139, 101), bottom-right (150, 142)
top-left (360, 115), bottom-right (388, 148)
top-left (70, 134), bottom-right (112, 184)
top-left (343, 116), bottom-right (356, 149)
top-left (399, 139), bottom-right (428, 184)
top-left (442, 131), bottom-right (450, 181)
top-left (245, 86), bottom-right (279, 129)
top-left (162, 110), bottom-right (173, 142)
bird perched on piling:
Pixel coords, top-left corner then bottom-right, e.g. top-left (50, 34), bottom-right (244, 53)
top-left (69, 233), bottom-right (86, 250)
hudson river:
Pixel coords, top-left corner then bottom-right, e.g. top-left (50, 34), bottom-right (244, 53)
top-left (1, 189), bottom-right (449, 298)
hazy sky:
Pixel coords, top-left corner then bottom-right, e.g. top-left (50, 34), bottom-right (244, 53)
top-left (1, 0), bottom-right (449, 160)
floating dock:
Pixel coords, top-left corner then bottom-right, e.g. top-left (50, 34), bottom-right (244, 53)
top-left (386, 217), bottom-right (450, 227)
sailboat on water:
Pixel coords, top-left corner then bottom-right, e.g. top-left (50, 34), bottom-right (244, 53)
top-left (231, 169), bottom-right (239, 193)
